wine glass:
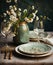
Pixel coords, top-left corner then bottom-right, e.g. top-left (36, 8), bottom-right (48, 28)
top-left (34, 18), bottom-right (44, 43)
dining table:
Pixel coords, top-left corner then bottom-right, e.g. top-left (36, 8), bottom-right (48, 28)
top-left (0, 31), bottom-right (53, 65)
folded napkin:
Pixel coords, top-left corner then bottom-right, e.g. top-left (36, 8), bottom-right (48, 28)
top-left (42, 37), bottom-right (53, 46)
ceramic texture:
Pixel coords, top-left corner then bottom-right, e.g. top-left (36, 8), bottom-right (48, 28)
top-left (18, 42), bottom-right (52, 55)
top-left (18, 22), bottom-right (29, 43)
top-left (15, 45), bottom-right (52, 57)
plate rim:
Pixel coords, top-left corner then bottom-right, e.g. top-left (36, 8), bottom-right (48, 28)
top-left (18, 42), bottom-right (52, 55)
top-left (15, 46), bottom-right (52, 58)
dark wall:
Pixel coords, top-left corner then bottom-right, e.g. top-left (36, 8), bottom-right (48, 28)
top-left (0, 0), bottom-right (53, 18)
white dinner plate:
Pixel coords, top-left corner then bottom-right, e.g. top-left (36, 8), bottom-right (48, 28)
top-left (18, 42), bottom-right (52, 55)
top-left (15, 45), bottom-right (52, 58)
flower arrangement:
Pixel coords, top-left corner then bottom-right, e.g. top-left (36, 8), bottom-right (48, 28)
top-left (3, 5), bottom-right (39, 34)
top-left (3, 5), bottom-right (50, 35)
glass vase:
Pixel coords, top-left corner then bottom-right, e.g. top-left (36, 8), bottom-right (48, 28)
top-left (17, 22), bottom-right (29, 43)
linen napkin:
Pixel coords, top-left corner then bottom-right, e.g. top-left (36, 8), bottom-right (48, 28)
top-left (42, 37), bottom-right (53, 46)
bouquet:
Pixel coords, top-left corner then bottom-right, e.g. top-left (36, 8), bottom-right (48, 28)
top-left (3, 5), bottom-right (39, 34)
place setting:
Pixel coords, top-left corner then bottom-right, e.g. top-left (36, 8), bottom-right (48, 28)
top-left (15, 26), bottom-right (53, 58)
top-left (15, 41), bottom-right (53, 58)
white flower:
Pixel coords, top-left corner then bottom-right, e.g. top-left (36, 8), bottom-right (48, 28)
top-left (9, 5), bottom-right (13, 9)
top-left (32, 13), bottom-right (36, 19)
top-left (10, 9), bottom-right (16, 17)
top-left (3, 19), bottom-right (6, 22)
top-left (23, 9), bottom-right (27, 13)
top-left (10, 9), bottom-right (14, 12)
top-left (32, 6), bottom-right (34, 10)
top-left (18, 8), bottom-right (21, 11)
top-left (36, 16), bottom-right (39, 21)
top-left (6, 0), bottom-right (11, 3)
top-left (9, 15), bottom-right (18, 22)
top-left (14, 0), bottom-right (17, 3)
top-left (18, 12), bottom-right (21, 16)
top-left (3, 13), bottom-right (7, 17)
top-left (24, 17), bottom-right (33, 23)
top-left (13, 12), bottom-right (17, 17)
top-left (24, 17), bottom-right (29, 22)
top-left (14, 7), bottom-right (17, 11)
top-left (13, 6), bottom-right (17, 11)
top-left (35, 10), bottom-right (38, 14)
top-left (6, 10), bottom-right (10, 15)
top-left (11, 11), bottom-right (16, 17)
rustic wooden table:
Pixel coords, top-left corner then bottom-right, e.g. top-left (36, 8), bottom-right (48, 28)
top-left (0, 52), bottom-right (53, 65)
top-left (0, 32), bottom-right (53, 65)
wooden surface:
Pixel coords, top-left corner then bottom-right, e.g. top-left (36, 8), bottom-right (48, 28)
top-left (0, 32), bottom-right (53, 65)
top-left (0, 52), bottom-right (53, 65)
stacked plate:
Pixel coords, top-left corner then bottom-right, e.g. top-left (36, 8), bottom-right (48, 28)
top-left (15, 42), bottom-right (52, 57)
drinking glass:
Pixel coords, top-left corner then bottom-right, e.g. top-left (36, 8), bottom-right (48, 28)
top-left (34, 20), bottom-right (44, 43)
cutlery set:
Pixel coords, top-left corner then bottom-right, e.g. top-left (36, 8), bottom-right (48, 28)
top-left (0, 45), bottom-right (14, 60)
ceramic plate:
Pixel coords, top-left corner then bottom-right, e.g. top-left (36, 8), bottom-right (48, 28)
top-left (18, 42), bottom-right (52, 55)
top-left (15, 46), bottom-right (52, 57)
